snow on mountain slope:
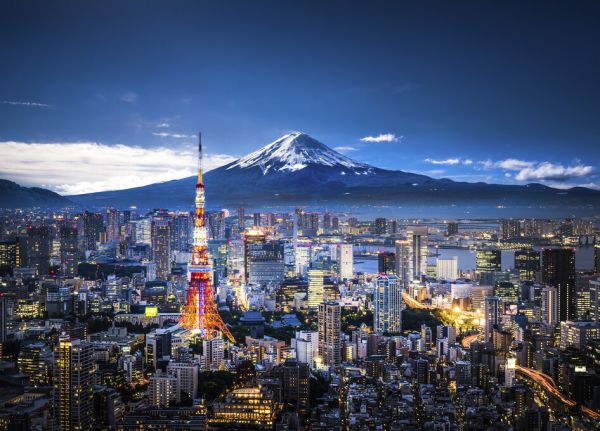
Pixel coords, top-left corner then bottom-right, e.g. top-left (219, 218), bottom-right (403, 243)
top-left (225, 131), bottom-right (372, 174)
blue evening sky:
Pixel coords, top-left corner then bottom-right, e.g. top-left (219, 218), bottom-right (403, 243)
top-left (1, 1), bottom-right (599, 193)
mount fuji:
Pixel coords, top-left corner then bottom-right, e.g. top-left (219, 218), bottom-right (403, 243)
top-left (70, 132), bottom-right (600, 213)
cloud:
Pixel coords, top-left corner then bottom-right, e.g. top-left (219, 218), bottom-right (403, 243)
top-left (495, 158), bottom-right (535, 171)
top-left (424, 158), bottom-right (461, 165)
top-left (152, 132), bottom-right (195, 139)
top-left (334, 146), bottom-right (358, 152)
top-left (0, 100), bottom-right (50, 107)
top-left (463, 159), bottom-right (473, 165)
top-left (0, 140), bottom-right (236, 195)
top-left (120, 91), bottom-right (138, 104)
top-left (514, 162), bottom-right (593, 182)
top-left (156, 122), bottom-right (171, 128)
top-left (360, 133), bottom-right (399, 143)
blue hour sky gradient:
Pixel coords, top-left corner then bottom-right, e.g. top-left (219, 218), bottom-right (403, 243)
top-left (1, 1), bottom-right (599, 194)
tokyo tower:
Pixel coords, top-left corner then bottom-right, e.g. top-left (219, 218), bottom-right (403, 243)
top-left (179, 132), bottom-right (234, 343)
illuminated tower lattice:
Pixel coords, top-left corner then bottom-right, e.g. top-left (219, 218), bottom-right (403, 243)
top-left (179, 133), bottom-right (234, 342)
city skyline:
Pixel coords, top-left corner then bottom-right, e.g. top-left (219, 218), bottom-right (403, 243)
top-left (1, 1), bottom-right (600, 194)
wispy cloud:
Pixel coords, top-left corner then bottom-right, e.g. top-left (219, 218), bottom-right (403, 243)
top-left (0, 140), bottom-right (236, 195)
top-left (0, 100), bottom-right (51, 108)
top-left (514, 162), bottom-right (592, 182)
top-left (360, 133), bottom-right (400, 143)
top-left (156, 122), bottom-right (171, 128)
top-left (424, 157), bottom-right (473, 166)
top-left (120, 91), bottom-right (138, 104)
top-left (152, 132), bottom-right (195, 139)
top-left (334, 146), bottom-right (358, 152)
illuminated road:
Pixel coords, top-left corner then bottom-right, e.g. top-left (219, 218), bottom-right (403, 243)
top-left (401, 292), bottom-right (482, 332)
top-left (402, 292), bottom-right (432, 309)
top-left (516, 366), bottom-right (600, 420)
top-left (461, 333), bottom-right (479, 348)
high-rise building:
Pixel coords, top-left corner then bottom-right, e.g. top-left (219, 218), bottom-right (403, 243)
top-left (374, 218), bottom-right (387, 235)
top-left (395, 239), bottom-right (410, 288)
top-left (253, 212), bottom-right (261, 227)
top-left (151, 219), bottom-right (172, 279)
top-left (0, 295), bottom-right (7, 343)
top-left (207, 211), bottom-right (225, 241)
top-left (500, 219), bottom-right (521, 240)
top-left (436, 257), bottom-right (458, 280)
top-left (24, 226), bottom-right (51, 275)
top-left (145, 329), bottom-right (172, 369)
top-left (148, 372), bottom-right (178, 407)
top-left (589, 278), bottom-right (600, 322)
top-left (59, 225), bottom-right (79, 277)
top-left (447, 221), bottom-right (459, 236)
top-left (542, 248), bottom-right (576, 322)
top-left (323, 213), bottom-right (331, 229)
top-left (484, 296), bottom-right (501, 342)
top-left (378, 251), bottom-right (396, 275)
top-left (514, 249), bottom-right (540, 282)
top-left (203, 337), bottom-right (225, 369)
top-left (54, 336), bottom-right (94, 431)
top-left (265, 358), bottom-right (310, 415)
top-left (595, 246), bottom-right (600, 274)
top-left (18, 342), bottom-right (52, 386)
top-left (171, 212), bottom-right (192, 251)
top-left (406, 226), bottom-right (428, 280)
top-left (338, 243), bottom-right (353, 280)
top-left (476, 248), bottom-right (501, 274)
top-left (541, 286), bottom-right (558, 327)
top-left (247, 241), bottom-right (284, 286)
top-left (471, 285), bottom-right (493, 313)
top-left (494, 281), bottom-right (518, 303)
top-left (318, 301), bottom-right (341, 367)
top-left (167, 362), bottom-right (199, 402)
top-left (374, 275), bottom-right (402, 333)
top-left (82, 211), bottom-right (104, 251)
top-left (559, 321), bottom-right (600, 350)
top-left (0, 240), bottom-right (20, 273)
top-left (307, 269), bottom-right (325, 310)
top-left (237, 207), bottom-right (245, 230)
top-left (244, 230), bottom-right (266, 283)
top-left (106, 208), bottom-right (120, 242)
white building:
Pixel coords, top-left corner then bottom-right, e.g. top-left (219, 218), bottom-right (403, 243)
top-left (436, 257), bottom-right (458, 280)
top-left (149, 372), bottom-right (177, 407)
top-left (541, 286), bottom-right (558, 327)
top-left (374, 275), bottom-right (402, 333)
top-left (292, 331), bottom-right (319, 368)
top-left (339, 243), bottom-right (353, 280)
top-left (167, 362), bottom-right (199, 401)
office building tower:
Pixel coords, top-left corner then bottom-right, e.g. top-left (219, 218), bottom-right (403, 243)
top-left (149, 373), bottom-right (178, 407)
top-left (374, 275), bottom-right (402, 333)
top-left (378, 251), bottom-right (396, 275)
top-left (514, 249), bottom-right (540, 282)
top-left (406, 226), bottom-right (428, 280)
top-left (447, 221), bottom-right (459, 236)
top-left (375, 218), bottom-right (387, 234)
top-left (595, 246), bottom-right (600, 274)
top-left (253, 212), bottom-right (261, 227)
top-left (266, 359), bottom-right (310, 415)
top-left (247, 241), bottom-right (284, 286)
top-left (541, 286), bottom-right (558, 327)
top-left (54, 336), bottom-right (94, 431)
top-left (339, 243), bottom-right (353, 279)
top-left (244, 230), bottom-right (266, 283)
top-left (589, 278), bottom-right (600, 322)
top-left (237, 207), bottom-right (245, 230)
top-left (293, 331), bottom-right (318, 368)
top-left (331, 216), bottom-right (339, 230)
top-left (18, 342), bottom-right (52, 386)
top-left (276, 277), bottom-right (308, 312)
top-left (471, 285), bottom-right (493, 313)
top-left (501, 219), bottom-right (521, 240)
top-left (436, 257), bottom-right (458, 280)
top-left (151, 219), bottom-right (172, 279)
top-left (494, 281), bottom-right (519, 303)
top-left (167, 362), bottom-right (199, 401)
top-left (207, 211), bottom-right (225, 241)
top-left (0, 295), bottom-right (7, 343)
top-left (323, 213), bottom-right (331, 229)
top-left (308, 269), bottom-right (325, 310)
top-left (24, 226), bottom-right (51, 275)
top-left (202, 337), bottom-right (225, 369)
top-left (542, 248), bottom-right (576, 322)
top-left (82, 211), bottom-right (104, 251)
top-left (59, 225), bottom-right (79, 277)
top-left (106, 208), bottom-right (120, 242)
top-left (0, 240), bottom-right (20, 274)
top-left (318, 301), bottom-right (341, 367)
top-left (395, 239), bottom-right (410, 288)
top-left (559, 321), bottom-right (600, 350)
top-left (171, 212), bottom-right (192, 251)
top-left (484, 296), bottom-right (501, 342)
top-left (476, 248), bottom-right (501, 274)
top-left (145, 330), bottom-right (172, 369)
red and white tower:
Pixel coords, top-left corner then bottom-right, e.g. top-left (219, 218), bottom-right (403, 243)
top-left (179, 133), bottom-right (234, 342)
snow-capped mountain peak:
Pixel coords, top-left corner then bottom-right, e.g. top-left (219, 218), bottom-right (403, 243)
top-left (226, 132), bottom-right (371, 174)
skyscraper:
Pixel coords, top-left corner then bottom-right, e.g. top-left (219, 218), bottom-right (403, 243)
top-left (106, 208), bottom-right (120, 242)
top-left (81, 211), bottom-right (104, 251)
top-left (244, 230), bottom-right (266, 283)
top-left (151, 219), bottom-right (172, 279)
top-left (447, 221), bottom-right (459, 236)
top-left (59, 224), bottom-right (79, 277)
top-left (476, 248), bottom-right (501, 274)
top-left (308, 269), bottom-right (325, 310)
top-left (24, 226), bottom-right (51, 275)
top-left (0, 295), bottom-right (7, 343)
top-left (54, 336), bottom-right (94, 431)
top-left (339, 243), bottom-right (353, 280)
top-left (542, 248), bottom-right (576, 322)
top-left (253, 212), bottom-right (261, 227)
top-left (484, 296), bottom-right (501, 342)
top-left (406, 226), bottom-right (428, 280)
top-left (318, 301), bottom-right (341, 367)
top-left (171, 212), bottom-right (192, 252)
top-left (378, 251), bottom-right (396, 275)
top-left (374, 275), bottom-right (402, 333)
top-left (514, 249), bottom-right (540, 282)
top-left (374, 218), bottom-right (387, 234)
top-left (0, 240), bottom-right (20, 273)
top-left (395, 239), bottom-right (410, 288)
top-left (500, 219), bottom-right (521, 240)
top-left (436, 257), bottom-right (458, 280)
top-left (541, 286), bottom-right (558, 327)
